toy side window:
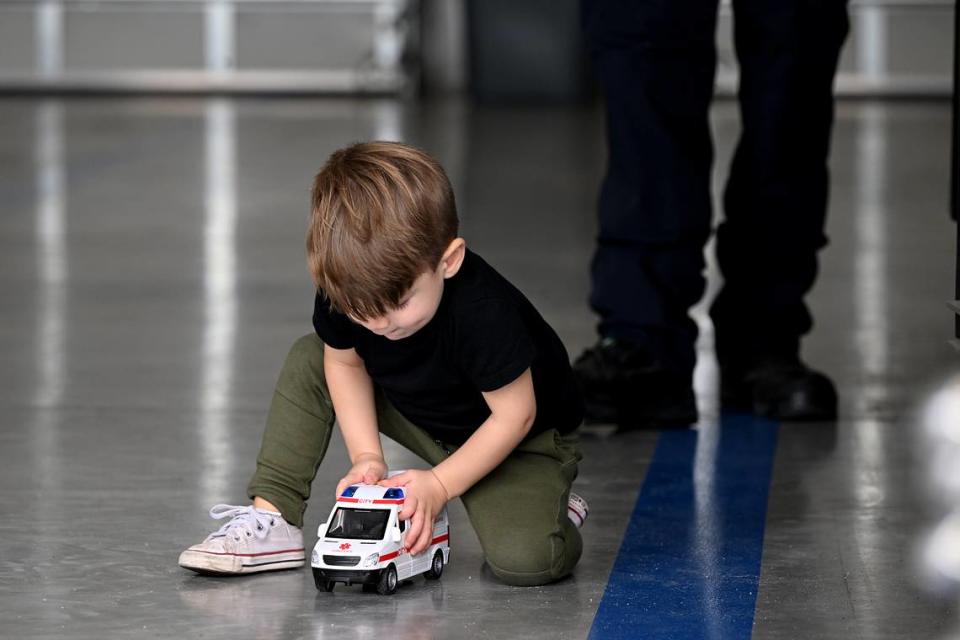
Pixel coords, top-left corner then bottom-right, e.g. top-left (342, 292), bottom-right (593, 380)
top-left (398, 517), bottom-right (406, 533)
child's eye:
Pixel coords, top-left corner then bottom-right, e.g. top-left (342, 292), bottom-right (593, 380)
top-left (396, 300), bottom-right (410, 310)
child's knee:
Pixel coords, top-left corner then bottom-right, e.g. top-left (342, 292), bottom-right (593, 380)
top-left (288, 333), bottom-right (325, 364)
top-left (484, 530), bottom-right (582, 587)
top-left (277, 334), bottom-right (327, 391)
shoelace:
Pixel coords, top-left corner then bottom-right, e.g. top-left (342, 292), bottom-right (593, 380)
top-left (206, 504), bottom-right (276, 542)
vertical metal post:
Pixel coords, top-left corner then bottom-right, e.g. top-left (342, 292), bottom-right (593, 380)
top-left (953, 0), bottom-right (959, 339)
top-left (205, 0), bottom-right (235, 74)
top-left (373, 0), bottom-right (408, 72)
top-left (35, 0), bottom-right (63, 79)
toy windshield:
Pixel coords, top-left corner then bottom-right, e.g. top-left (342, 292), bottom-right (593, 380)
top-left (326, 508), bottom-right (390, 541)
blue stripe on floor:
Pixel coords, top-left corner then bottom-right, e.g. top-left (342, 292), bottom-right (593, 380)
top-left (589, 415), bottom-right (780, 640)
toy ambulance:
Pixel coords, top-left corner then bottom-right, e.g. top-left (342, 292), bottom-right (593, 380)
top-left (310, 483), bottom-right (450, 595)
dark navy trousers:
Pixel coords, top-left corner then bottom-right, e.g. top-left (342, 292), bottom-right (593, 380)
top-left (582, 0), bottom-right (850, 377)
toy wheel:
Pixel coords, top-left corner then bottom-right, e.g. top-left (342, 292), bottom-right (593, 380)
top-left (377, 564), bottom-right (398, 595)
top-left (321, 580), bottom-right (335, 592)
top-left (425, 550), bottom-right (444, 580)
top-left (312, 568), bottom-right (329, 592)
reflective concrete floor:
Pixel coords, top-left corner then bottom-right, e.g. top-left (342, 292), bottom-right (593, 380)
top-left (0, 96), bottom-right (957, 639)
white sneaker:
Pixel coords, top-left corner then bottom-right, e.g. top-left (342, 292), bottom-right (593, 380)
top-left (179, 504), bottom-right (305, 575)
top-left (567, 493), bottom-right (589, 528)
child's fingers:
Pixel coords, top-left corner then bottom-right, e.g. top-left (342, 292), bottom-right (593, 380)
top-left (407, 509), bottom-right (425, 551)
top-left (410, 512), bottom-right (433, 555)
top-left (398, 494), bottom-right (418, 522)
top-left (377, 473), bottom-right (409, 488)
top-left (335, 474), bottom-right (357, 497)
top-left (417, 514), bottom-right (435, 555)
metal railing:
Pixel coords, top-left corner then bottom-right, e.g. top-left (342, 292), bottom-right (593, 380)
top-left (0, 0), bottom-right (416, 93)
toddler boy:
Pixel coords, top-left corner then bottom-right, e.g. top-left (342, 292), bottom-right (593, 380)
top-left (179, 141), bottom-right (586, 586)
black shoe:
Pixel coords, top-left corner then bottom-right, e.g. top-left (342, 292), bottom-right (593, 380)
top-left (721, 355), bottom-right (838, 421)
top-left (573, 338), bottom-right (697, 430)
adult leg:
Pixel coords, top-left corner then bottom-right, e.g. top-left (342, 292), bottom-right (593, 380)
top-left (582, 0), bottom-right (719, 374)
top-left (713, 0), bottom-right (849, 363)
top-left (576, 0), bottom-right (719, 429)
top-left (711, 0), bottom-right (849, 417)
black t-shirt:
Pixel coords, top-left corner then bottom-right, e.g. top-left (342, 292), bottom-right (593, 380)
top-left (312, 250), bottom-right (583, 445)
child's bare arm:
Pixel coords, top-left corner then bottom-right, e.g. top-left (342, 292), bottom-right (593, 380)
top-left (433, 368), bottom-right (536, 497)
top-left (324, 344), bottom-right (388, 495)
top-left (381, 368), bottom-right (536, 554)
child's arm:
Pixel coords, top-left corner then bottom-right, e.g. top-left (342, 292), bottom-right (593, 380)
top-left (380, 368), bottom-right (536, 554)
top-left (324, 344), bottom-right (388, 496)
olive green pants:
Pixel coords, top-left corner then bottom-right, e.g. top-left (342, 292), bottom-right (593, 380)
top-left (246, 334), bottom-right (583, 587)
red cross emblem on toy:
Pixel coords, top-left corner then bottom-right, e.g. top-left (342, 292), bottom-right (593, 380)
top-left (339, 542), bottom-right (351, 551)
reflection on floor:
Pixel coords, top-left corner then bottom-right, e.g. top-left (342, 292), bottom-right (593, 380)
top-left (0, 97), bottom-right (956, 639)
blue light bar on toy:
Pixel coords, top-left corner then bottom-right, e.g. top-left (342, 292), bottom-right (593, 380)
top-left (383, 488), bottom-right (404, 500)
top-left (340, 485), bottom-right (358, 498)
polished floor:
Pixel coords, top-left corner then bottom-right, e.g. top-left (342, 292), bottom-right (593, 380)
top-left (0, 96), bottom-right (957, 639)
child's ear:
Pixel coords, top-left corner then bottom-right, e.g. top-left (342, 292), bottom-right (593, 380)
top-left (441, 238), bottom-right (467, 278)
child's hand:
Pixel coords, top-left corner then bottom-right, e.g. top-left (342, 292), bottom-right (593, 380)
top-left (378, 469), bottom-right (449, 556)
top-left (335, 453), bottom-right (387, 498)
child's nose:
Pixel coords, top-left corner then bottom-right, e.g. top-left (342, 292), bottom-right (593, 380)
top-left (366, 316), bottom-right (390, 331)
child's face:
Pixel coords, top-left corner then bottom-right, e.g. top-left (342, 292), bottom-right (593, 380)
top-left (351, 268), bottom-right (445, 340)
top-left (350, 239), bottom-right (465, 341)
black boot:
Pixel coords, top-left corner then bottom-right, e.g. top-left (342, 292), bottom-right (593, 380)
top-left (721, 355), bottom-right (837, 421)
top-left (573, 338), bottom-right (697, 430)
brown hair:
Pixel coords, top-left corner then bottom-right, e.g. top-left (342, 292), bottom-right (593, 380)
top-left (307, 141), bottom-right (459, 320)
